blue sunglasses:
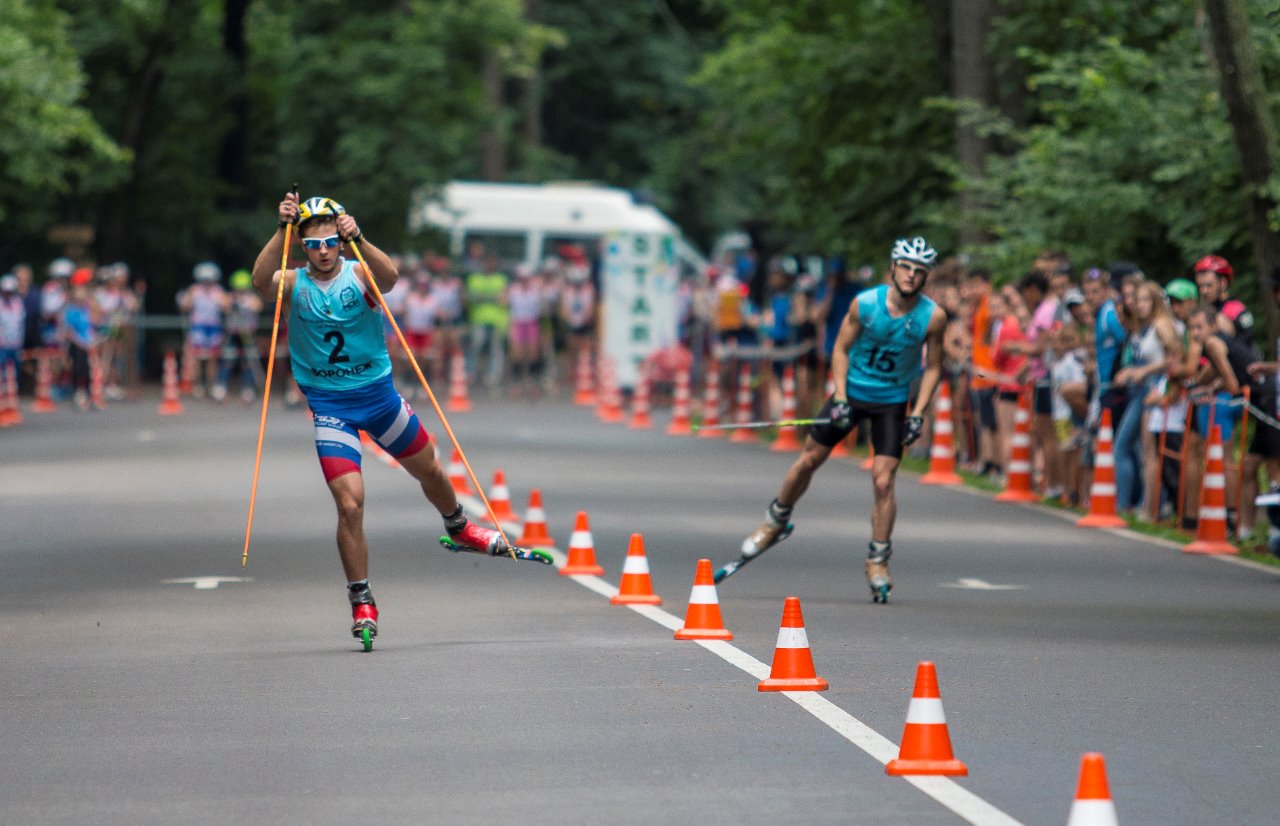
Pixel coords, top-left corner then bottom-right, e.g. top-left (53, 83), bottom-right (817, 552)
top-left (302, 234), bottom-right (341, 251)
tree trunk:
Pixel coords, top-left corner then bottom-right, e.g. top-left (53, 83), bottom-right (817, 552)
top-left (480, 48), bottom-right (507, 181)
top-left (522, 0), bottom-right (542, 153)
top-left (98, 0), bottom-right (194, 261)
top-left (951, 0), bottom-right (994, 247)
top-left (1204, 0), bottom-right (1280, 349)
top-left (217, 0), bottom-right (252, 210)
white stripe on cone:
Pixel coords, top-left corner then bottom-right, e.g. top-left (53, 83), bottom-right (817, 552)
top-left (1009, 461), bottom-right (1032, 473)
top-left (622, 556), bottom-right (651, 574)
top-left (1199, 507), bottom-right (1227, 520)
top-left (688, 585), bottom-right (719, 605)
top-left (1095, 454), bottom-right (1115, 468)
top-left (775, 627), bottom-right (810, 649)
top-left (936, 420), bottom-right (953, 435)
top-left (1066, 799), bottom-right (1118, 826)
top-left (1204, 473), bottom-right (1225, 488)
top-left (903, 697), bottom-right (948, 725)
top-left (492, 485), bottom-right (510, 498)
top-left (569, 531), bottom-right (592, 548)
top-left (1208, 444), bottom-right (1224, 460)
top-left (526, 507), bottom-right (547, 521)
top-left (1090, 483), bottom-right (1117, 496)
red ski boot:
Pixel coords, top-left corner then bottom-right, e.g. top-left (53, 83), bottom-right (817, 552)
top-left (448, 519), bottom-right (509, 555)
top-left (351, 601), bottom-right (378, 652)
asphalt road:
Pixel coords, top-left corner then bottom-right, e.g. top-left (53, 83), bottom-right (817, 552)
top-left (2, 391), bottom-right (1278, 825)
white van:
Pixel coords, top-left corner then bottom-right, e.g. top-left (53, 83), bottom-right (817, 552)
top-left (407, 180), bottom-right (705, 275)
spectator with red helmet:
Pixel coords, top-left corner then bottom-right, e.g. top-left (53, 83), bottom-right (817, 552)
top-left (1194, 254), bottom-right (1255, 348)
top-left (62, 268), bottom-right (98, 410)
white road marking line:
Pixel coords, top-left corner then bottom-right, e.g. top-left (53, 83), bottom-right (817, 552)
top-left (161, 576), bottom-right (253, 590)
top-left (486, 511), bottom-right (1026, 826)
top-left (940, 578), bottom-right (1025, 591)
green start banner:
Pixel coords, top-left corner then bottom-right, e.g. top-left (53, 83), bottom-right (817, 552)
top-left (601, 232), bottom-right (678, 388)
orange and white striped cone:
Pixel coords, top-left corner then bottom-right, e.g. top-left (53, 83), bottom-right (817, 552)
top-left (1064, 753), bottom-right (1116, 819)
top-left (1078, 408), bottom-right (1126, 528)
top-left (445, 352), bottom-right (472, 412)
top-left (89, 351), bottom-right (105, 410)
top-left (771, 364), bottom-right (803, 452)
top-left (179, 340), bottom-right (195, 396)
top-left (572, 347), bottom-right (597, 406)
top-left (559, 511), bottom-right (604, 576)
top-left (517, 489), bottom-right (557, 548)
top-left (885, 660), bottom-right (968, 776)
top-left (359, 431), bottom-right (400, 468)
top-left (674, 559), bottom-right (733, 641)
top-left (1065, 753), bottom-right (1119, 826)
top-left (758, 596), bottom-right (828, 691)
top-left (666, 363), bottom-right (693, 436)
top-left (0, 363), bottom-right (21, 427)
top-left (447, 448), bottom-right (475, 496)
top-left (697, 361), bottom-right (723, 439)
top-left (920, 383), bottom-right (962, 485)
top-left (481, 469), bottom-right (518, 525)
top-left (610, 532), bottom-right (662, 605)
top-left (628, 367), bottom-right (654, 429)
top-left (32, 352), bottom-right (56, 413)
top-left (596, 356), bottom-right (624, 423)
top-left (996, 389), bottom-right (1037, 502)
top-left (158, 351), bottom-right (184, 415)
top-left (861, 444), bottom-right (875, 470)
top-left (1184, 424), bottom-right (1236, 554)
top-left (730, 364), bottom-right (756, 444)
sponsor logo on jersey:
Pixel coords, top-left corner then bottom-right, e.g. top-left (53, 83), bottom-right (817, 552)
top-left (341, 286), bottom-right (358, 311)
top-left (310, 360), bottom-right (375, 380)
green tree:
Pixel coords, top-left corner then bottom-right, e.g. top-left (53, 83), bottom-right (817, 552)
top-left (0, 0), bottom-right (125, 254)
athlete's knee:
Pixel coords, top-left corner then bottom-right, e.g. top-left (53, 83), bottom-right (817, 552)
top-left (872, 468), bottom-right (897, 500)
top-left (333, 489), bottom-right (364, 526)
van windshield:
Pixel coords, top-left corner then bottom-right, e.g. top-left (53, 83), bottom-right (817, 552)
top-left (460, 232), bottom-right (526, 269)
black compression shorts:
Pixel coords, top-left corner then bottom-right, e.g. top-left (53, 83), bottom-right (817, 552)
top-left (810, 395), bottom-right (909, 459)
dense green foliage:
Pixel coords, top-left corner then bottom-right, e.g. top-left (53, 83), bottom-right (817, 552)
top-left (0, 0), bottom-right (1277, 307)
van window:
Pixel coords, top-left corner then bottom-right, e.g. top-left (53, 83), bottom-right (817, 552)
top-left (541, 235), bottom-right (600, 267)
top-left (460, 232), bottom-right (527, 268)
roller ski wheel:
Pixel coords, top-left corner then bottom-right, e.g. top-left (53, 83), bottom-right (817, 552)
top-left (438, 536), bottom-right (554, 566)
top-left (714, 519), bottom-right (795, 583)
top-left (351, 603), bottom-right (378, 652)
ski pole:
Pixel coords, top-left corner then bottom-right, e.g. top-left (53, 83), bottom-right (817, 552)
top-left (346, 236), bottom-right (517, 559)
top-left (692, 417), bottom-right (832, 432)
top-left (242, 184), bottom-right (298, 569)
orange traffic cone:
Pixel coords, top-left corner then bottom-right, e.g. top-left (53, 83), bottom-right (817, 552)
top-left (920, 383), bottom-right (962, 485)
top-left (573, 347), bottom-right (597, 406)
top-left (610, 533), bottom-right (662, 605)
top-left (158, 351), bottom-right (184, 415)
top-left (861, 443), bottom-right (875, 470)
top-left (481, 469), bottom-right (518, 525)
top-left (517, 489), bottom-right (557, 547)
top-left (697, 360), bottom-right (723, 439)
top-left (0, 363), bottom-right (21, 427)
top-left (996, 389), bottom-right (1037, 502)
top-left (1078, 408), bottom-right (1126, 528)
top-left (32, 351), bottom-right (56, 413)
top-left (596, 356), bottom-right (624, 423)
top-left (771, 364), bottom-right (803, 452)
top-left (560, 511), bottom-right (604, 576)
top-left (1066, 752), bottom-right (1119, 826)
top-left (674, 559), bottom-right (733, 640)
top-left (758, 596), bottom-right (828, 691)
top-left (359, 430), bottom-right (400, 468)
top-left (447, 449), bottom-right (475, 495)
top-left (628, 366), bottom-right (654, 429)
top-left (666, 363), bottom-right (693, 436)
top-left (730, 364), bottom-right (756, 444)
top-left (445, 353), bottom-right (472, 412)
top-left (885, 661), bottom-right (968, 776)
top-left (1184, 424), bottom-right (1236, 554)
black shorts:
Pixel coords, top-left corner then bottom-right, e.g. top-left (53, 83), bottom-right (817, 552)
top-left (1250, 419), bottom-right (1280, 459)
top-left (1033, 383), bottom-right (1053, 416)
top-left (971, 387), bottom-right (997, 430)
top-left (811, 395), bottom-right (908, 459)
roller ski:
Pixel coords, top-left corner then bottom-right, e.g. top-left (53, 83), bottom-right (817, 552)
top-left (438, 517), bottom-right (552, 564)
top-left (865, 540), bottom-right (892, 604)
top-left (715, 499), bottom-right (794, 583)
top-left (348, 582), bottom-right (378, 652)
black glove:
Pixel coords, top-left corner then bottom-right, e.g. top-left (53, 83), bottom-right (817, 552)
top-left (830, 399), bottom-right (853, 431)
top-left (903, 415), bottom-right (924, 446)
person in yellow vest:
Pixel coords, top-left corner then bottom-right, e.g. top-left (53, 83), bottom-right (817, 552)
top-left (465, 249), bottom-right (510, 387)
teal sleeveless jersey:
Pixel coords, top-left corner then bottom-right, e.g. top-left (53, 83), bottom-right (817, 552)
top-left (845, 285), bottom-right (936, 403)
top-left (288, 259), bottom-right (392, 390)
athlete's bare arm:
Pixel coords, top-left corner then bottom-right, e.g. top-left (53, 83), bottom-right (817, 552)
top-left (253, 191), bottom-right (299, 305)
top-left (910, 306), bottom-right (948, 419)
top-left (828, 300), bottom-right (863, 402)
